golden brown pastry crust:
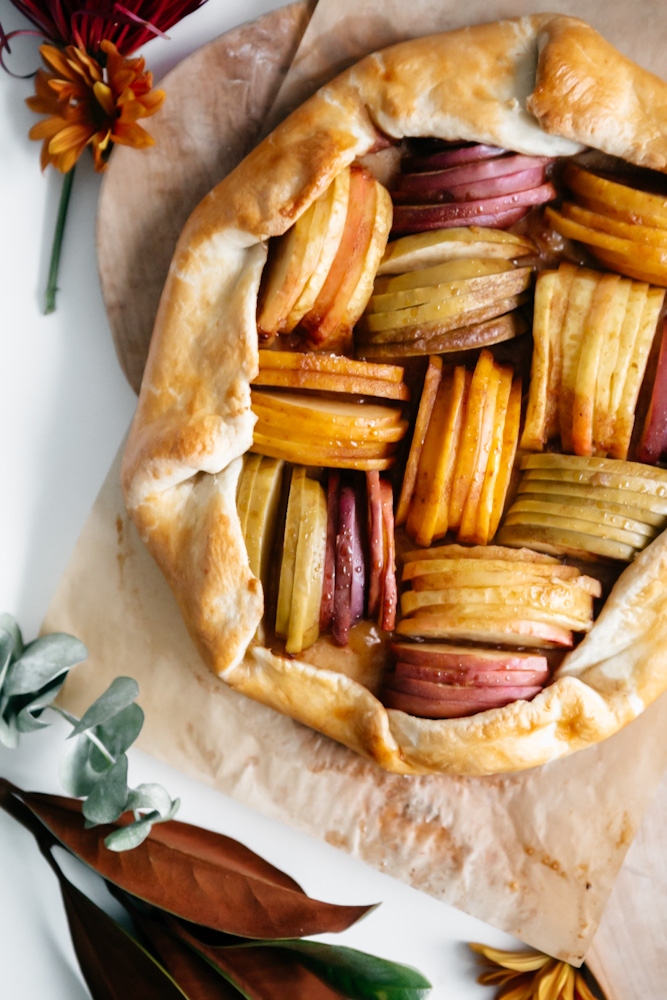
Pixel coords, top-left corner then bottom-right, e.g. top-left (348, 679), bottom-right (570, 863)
top-left (121, 14), bottom-right (667, 776)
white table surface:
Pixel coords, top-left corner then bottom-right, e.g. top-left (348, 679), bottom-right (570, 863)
top-left (0, 1), bottom-right (528, 995)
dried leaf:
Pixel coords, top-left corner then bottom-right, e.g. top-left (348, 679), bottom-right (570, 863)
top-left (19, 792), bottom-right (374, 937)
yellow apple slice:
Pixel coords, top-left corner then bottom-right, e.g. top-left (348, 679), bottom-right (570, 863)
top-left (546, 262), bottom-right (579, 441)
top-left (458, 364), bottom-right (501, 543)
top-left (251, 369), bottom-right (410, 401)
top-left (257, 201), bottom-right (319, 338)
top-left (402, 557), bottom-right (581, 584)
top-left (433, 369), bottom-right (470, 539)
top-left (286, 167), bottom-right (351, 330)
top-left (487, 375), bottom-right (522, 540)
top-left (587, 247), bottom-right (667, 287)
top-left (516, 479), bottom-right (667, 521)
top-left (507, 498), bottom-right (655, 539)
top-left (286, 476), bottom-right (327, 653)
top-left (395, 356), bottom-right (442, 526)
top-left (604, 282), bottom-right (649, 453)
top-left (341, 181), bottom-right (393, 331)
top-left (358, 269), bottom-right (533, 333)
top-left (401, 585), bottom-right (594, 626)
top-left (557, 267), bottom-right (600, 453)
top-left (372, 257), bottom-right (514, 296)
top-left (377, 227), bottom-right (535, 275)
top-left (253, 404), bottom-right (407, 445)
top-left (365, 267), bottom-right (532, 315)
top-left (520, 451), bottom-right (667, 482)
top-left (356, 311), bottom-right (526, 359)
top-left (251, 389), bottom-right (403, 430)
top-left (610, 286), bottom-right (665, 459)
top-left (236, 454), bottom-right (262, 536)
top-left (496, 522), bottom-right (637, 562)
top-left (243, 457), bottom-right (285, 581)
top-left (447, 350), bottom-right (494, 531)
top-left (592, 277), bottom-right (632, 453)
top-left (257, 350), bottom-right (404, 384)
top-left (250, 440), bottom-right (394, 472)
top-left (520, 269), bottom-right (557, 451)
top-left (395, 613), bottom-right (573, 648)
top-left (563, 163), bottom-right (667, 228)
top-left (471, 364), bottom-right (513, 544)
top-left (407, 366), bottom-right (468, 546)
top-left (561, 202), bottom-right (667, 249)
top-left (275, 467), bottom-right (305, 637)
top-left (572, 272), bottom-right (621, 456)
top-left (252, 429), bottom-right (397, 461)
top-left (401, 542), bottom-right (559, 564)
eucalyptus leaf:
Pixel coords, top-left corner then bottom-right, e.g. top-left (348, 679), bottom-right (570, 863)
top-left (60, 733), bottom-right (99, 797)
top-left (14, 676), bottom-right (67, 733)
top-left (105, 796), bottom-right (181, 852)
top-left (0, 712), bottom-right (18, 748)
top-left (88, 703), bottom-right (144, 770)
top-left (70, 677), bottom-right (139, 738)
top-left (126, 783), bottom-right (175, 818)
top-left (0, 628), bottom-right (14, 690)
top-left (0, 613), bottom-right (23, 659)
top-left (3, 633), bottom-right (87, 696)
top-left (82, 754), bottom-right (129, 825)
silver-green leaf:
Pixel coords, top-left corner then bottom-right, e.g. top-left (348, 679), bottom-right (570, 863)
top-left (82, 754), bottom-right (130, 824)
top-left (70, 677), bottom-right (139, 738)
top-left (3, 633), bottom-right (87, 696)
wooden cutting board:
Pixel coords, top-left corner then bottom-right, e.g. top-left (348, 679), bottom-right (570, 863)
top-left (96, 8), bottom-right (667, 997)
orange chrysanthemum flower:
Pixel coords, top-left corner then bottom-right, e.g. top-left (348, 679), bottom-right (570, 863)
top-left (26, 39), bottom-right (165, 172)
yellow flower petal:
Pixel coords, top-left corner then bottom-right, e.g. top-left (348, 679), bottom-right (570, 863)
top-left (93, 81), bottom-right (115, 117)
top-left (48, 122), bottom-right (95, 156)
top-left (39, 44), bottom-right (76, 79)
top-left (574, 972), bottom-right (599, 1000)
top-left (112, 121), bottom-right (154, 149)
top-left (470, 944), bottom-right (551, 972)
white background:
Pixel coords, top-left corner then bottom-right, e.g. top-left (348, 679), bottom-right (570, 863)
top-left (0, 1), bottom-right (578, 995)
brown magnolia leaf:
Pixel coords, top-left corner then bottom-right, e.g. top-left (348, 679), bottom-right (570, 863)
top-left (171, 920), bottom-right (350, 1000)
top-left (19, 791), bottom-right (374, 938)
top-left (57, 872), bottom-right (191, 999)
top-left (129, 902), bottom-right (242, 1000)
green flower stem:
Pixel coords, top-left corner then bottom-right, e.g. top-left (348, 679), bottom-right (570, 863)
top-left (44, 166), bottom-right (75, 315)
top-left (51, 704), bottom-right (116, 765)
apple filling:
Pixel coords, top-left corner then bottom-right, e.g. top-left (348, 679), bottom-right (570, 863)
top-left (238, 137), bottom-right (667, 721)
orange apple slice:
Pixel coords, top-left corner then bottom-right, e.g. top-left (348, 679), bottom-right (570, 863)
top-left (252, 429), bottom-right (397, 461)
top-left (302, 166), bottom-right (377, 348)
top-left (588, 247), bottom-right (667, 286)
top-left (377, 226), bottom-right (535, 275)
top-left (470, 364), bottom-right (513, 545)
top-left (458, 364), bottom-right (501, 543)
top-left (563, 163), bottom-right (667, 228)
top-left (572, 272), bottom-right (622, 456)
top-left (251, 389), bottom-right (403, 430)
top-left (250, 440), bottom-right (394, 472)
top-left (341, 181), bottom-right (393, 332)
top-left (557, 267), bottom-right (600, 453)
top-left (252, 402), bottom-right (407, 444)
top-left (561, 201), bottom-right (667, 249)
top-left (447, 349), bottom-right (494, 531)
top-left (286, 167), bottom-right (351, 330)
top-left (395, 356), bottom-right (442, 526)
top-left (251, 369), bottom-right (410, 401)
top-left (610, 286), bottom-right (665, 458)
top-left (487, 375), bottom-right (522, 540)
top-left (257, 350), bottom-right (404, 383)
top-left (407, 366), bottom-right (468, 546)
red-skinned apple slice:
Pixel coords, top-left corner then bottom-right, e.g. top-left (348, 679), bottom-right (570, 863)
top-left (393, 155), bottom-right (552, 198)
top-left (403, 144), bottom-right (506, 172)
top-left (442, 166), bottom-right (546, 202)
top-left (366, 471), bottom-right (383, 619)
top-left (320, 471), bottom-right (339, 631)
top-left (392, 204), bottom-right (530, 234)
top-left (379, 478), bottom-right (397, 631)
top-left (383, 680), bottom-right (542, 718)
top-left (638, 320), bottom-right (667, 464)
top-left (394, 662), bottom-right (549, 686)
top-left (391, 642), bottom-right (548, 671)
top-left (350, 484), bottom-right (366, 624)
top-left (392, 183), bottom-right (555, 225)
top-left (332, 483), bottom-right (365, 645)
top-left (386, 674), bottom-right (542, 701)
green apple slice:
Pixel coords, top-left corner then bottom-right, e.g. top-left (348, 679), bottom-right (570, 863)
top-left (287, 477), bottom-right (328, 654)
top-left (275, 467), bottom-right (306, 638)
top-left (236, 454), bottom-right (262, 535)
top-left (365, 267), bottom-right (531, 315)
top-left (496, 523), bottom-right (636, 562)
top-left (400, 588), bottom-right (593, 630)
top-left (508, 498), bottom-right (656, 539)
top-left (372, 257), bottom-right (513, 296)
top-left (244, 458), bottom-right (285, 581)
top-left (502, 509), bottom-right (649, 549)
top-left (516, 479), bottom-right (667, 522)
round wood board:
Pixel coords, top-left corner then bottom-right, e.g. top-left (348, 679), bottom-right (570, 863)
top-left (96, 7), bottom-right (667, 996)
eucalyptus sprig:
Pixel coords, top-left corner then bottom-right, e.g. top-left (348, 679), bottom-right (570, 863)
top-left (0, 612), bottom-right (179, 850)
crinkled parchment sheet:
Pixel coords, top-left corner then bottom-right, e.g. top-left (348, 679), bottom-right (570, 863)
top-left (49, 0), bottom-right (667, 965)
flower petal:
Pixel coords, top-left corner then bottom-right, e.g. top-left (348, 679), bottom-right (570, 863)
top-left (111, 121), bottom-right (154, 148)
top-left (48, 122), bottom-right (95, 155)
top-left (93, 81), bottom-right (115, 117)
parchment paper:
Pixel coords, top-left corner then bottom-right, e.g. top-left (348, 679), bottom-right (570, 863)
top-left (47, 0), bottom-right (667, 966)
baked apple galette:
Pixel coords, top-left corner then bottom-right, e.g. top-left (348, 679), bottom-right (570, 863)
top-left (122, 14), bottom-right (667, 775)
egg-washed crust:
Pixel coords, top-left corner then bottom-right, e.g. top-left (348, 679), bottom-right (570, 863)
top-left (121, 14), bottom-right (667, 776)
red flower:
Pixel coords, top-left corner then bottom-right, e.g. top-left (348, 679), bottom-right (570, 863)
top-left (3, 0), bottom-right (208, 56)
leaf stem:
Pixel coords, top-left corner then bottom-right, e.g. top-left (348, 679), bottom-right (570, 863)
top-left (44, 166), bottom-right (75, 315)
top-left (50, 704), bottom-right (116, 765)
